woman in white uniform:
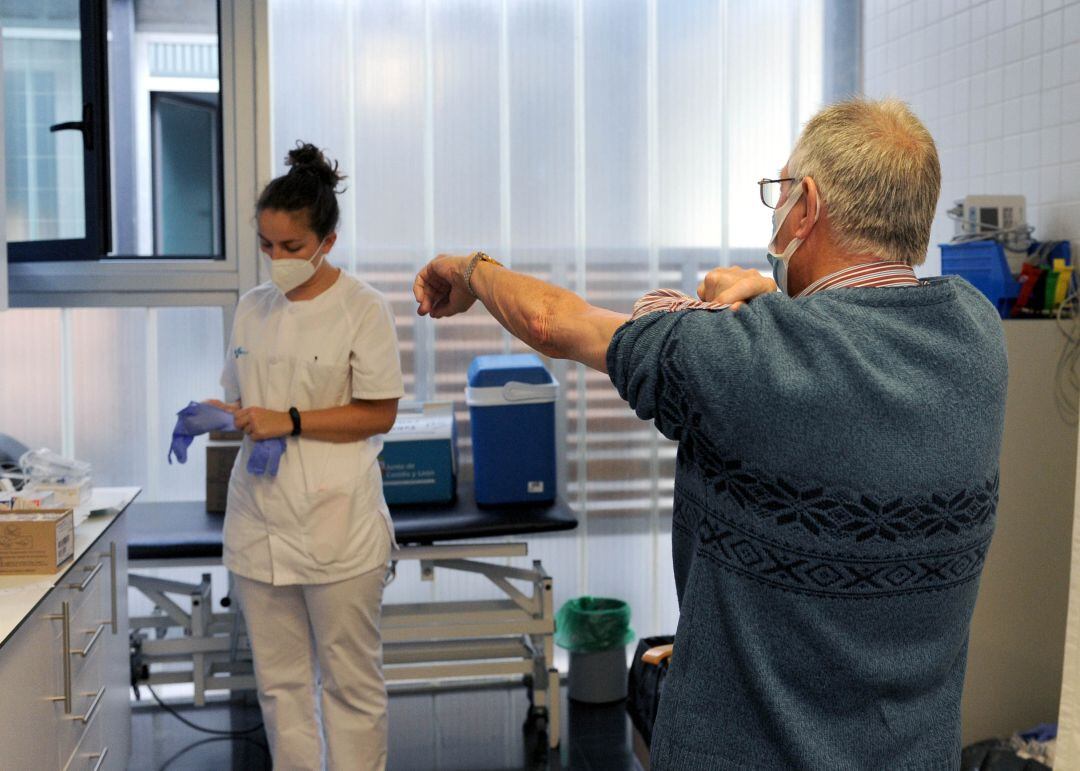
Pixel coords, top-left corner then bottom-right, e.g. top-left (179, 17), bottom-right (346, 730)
top-left (210, 143), bottom-right (403, 770)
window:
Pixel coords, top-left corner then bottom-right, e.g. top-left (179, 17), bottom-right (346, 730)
top-left (1, 0), bottom-right (108, 260)
top-left (151, 91), bottom-right (221, 255)
top-left (1, 0), bottom-right (224, 262)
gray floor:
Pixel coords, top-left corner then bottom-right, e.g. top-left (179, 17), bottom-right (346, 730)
top-left (129, 682), bottom-right (643, 770)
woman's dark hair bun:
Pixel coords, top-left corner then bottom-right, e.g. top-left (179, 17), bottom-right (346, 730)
top-left (285, 142), bottom-right (346, 192)
top-left (256, 141), bottom-right (346, 239)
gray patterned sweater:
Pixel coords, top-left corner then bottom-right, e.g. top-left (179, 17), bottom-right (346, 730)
top-left (607, 276), bottom-right (1007, 770)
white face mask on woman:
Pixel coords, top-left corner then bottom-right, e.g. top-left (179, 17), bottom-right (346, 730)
top-left (270, 237), bottom-right (327, 294)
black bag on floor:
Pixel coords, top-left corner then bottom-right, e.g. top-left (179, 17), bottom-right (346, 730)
top-left (626, 635), bottom-right (675, 747)
top-left (961, 739), bottom-right (1052, 771)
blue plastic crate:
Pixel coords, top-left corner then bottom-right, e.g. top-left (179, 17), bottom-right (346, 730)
top-left (940, 240), bottom-right (1020, 318)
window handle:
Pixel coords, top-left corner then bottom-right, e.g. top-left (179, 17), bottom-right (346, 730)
top-left (49, 102), bottom-right (94, 151)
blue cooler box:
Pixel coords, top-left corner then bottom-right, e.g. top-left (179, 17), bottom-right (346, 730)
top-left (467, 354), bottom-right (558, 506)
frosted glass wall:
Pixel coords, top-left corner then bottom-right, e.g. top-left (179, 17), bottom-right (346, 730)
top-left (0, 306), bottom-right (225, 500)
top-left (270, 0), bottom-right (827, 640)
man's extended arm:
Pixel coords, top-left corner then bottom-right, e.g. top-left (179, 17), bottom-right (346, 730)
top-left (412, 255), bottom-right (777, 372)
top-left (412, 254), bottom-right (628, 373)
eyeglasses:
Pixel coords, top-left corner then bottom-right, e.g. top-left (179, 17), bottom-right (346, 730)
top-left (758, 177), bottom-right (797, 209)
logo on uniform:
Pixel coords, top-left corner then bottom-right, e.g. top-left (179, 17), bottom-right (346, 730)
top-left (234, 346), bottom-right (248, 358)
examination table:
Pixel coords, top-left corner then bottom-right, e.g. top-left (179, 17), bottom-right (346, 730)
top-left (126, 489), bottom-right (576, 749)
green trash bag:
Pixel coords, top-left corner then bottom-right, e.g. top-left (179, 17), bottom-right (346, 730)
top-left (554, 596), bottom-right (634, 653)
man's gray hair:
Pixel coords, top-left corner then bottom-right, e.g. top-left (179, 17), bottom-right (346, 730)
top-left (788, 98), bottom-right (940, 266)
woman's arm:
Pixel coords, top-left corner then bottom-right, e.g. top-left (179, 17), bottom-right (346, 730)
top-left (233, 398), bottom-right (398, 442)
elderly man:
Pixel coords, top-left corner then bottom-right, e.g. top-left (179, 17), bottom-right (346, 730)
top-left (414, 98), bottom-right (1006, 770)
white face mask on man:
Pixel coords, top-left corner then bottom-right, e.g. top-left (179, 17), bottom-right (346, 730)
top-left (269, 237), bottom-right (327, 294)
top-left (766, 180), bottom-right (818, 296)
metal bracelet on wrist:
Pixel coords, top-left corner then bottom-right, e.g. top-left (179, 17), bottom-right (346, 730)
top-left (464, 251), bottom-right (489, 298)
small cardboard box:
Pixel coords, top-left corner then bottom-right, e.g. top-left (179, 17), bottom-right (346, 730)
top-left (0, 509), bottom-right (75, 575)
top-left (27, 477), bottom-right (92, 509)
top-left (378, 402), bottom-right (458, 505)
top-left (0, 489), bottom-right (56, 509)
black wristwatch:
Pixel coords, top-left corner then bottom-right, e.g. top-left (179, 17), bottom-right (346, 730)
top-left (288, 407), bottom-right (302, 437)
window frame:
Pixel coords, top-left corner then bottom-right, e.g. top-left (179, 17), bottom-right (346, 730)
top-left (5, 0), bottom-right (269, 309)
top-left (6, 0), bottom-right (111, 263)
top-left (7, 0), bottom-right (236, 264)
top-left (150, 89), bottom-right (224, 257)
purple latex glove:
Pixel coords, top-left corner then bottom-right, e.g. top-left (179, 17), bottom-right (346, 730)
top-left (168, 401), bottom-right (235, 464)
top-left (168, 401), bottom-right (287, 477)
top-left (247, 437), bottom-right (287, 476)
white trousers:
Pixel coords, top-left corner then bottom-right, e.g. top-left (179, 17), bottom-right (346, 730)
top-left (233, 566), bottom-right (387, 771)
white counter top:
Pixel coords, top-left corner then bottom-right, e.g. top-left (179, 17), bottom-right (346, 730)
top-left (0, 486), bottom-right (140, 648)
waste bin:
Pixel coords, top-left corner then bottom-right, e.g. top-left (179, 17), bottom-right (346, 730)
top-left (555, 596), bottom-right (634, 703)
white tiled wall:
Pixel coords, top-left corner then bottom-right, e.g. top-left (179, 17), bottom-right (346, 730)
top-left (864, 0), bottom-right (1080, 275)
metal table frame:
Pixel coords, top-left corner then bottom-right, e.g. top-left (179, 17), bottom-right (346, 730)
top-left (129, 538), bottom-right (562, 748)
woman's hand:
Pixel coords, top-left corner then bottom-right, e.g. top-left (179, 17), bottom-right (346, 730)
top-left (234, 407), bottom-right (292, 441)
top-left (202, 399), bottom-right (240, 414)
top-left (697, 266), bottom-right (778, 311)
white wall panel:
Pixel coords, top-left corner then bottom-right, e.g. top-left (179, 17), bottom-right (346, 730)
top-left (864, 0), bottom-right (1080, 754)
top-left (153, 307), bottom-right (225, 501)
top-left (70, 308), bottom-right (149, 487)
top-left (0, 309), bottom-right (62, 450)
top-left (268, 0), bottom-right (356, 269)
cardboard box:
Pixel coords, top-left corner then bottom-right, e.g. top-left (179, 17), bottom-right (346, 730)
top-left (206, 480), bottom-right (230, 514)
top-left (27, 477), bottom-right (92, 509)
top-left (0, 489), bottom-right (56, 509)
top-left (0, 509), bottom-right (75, 575)
top-left (206, 435), bottom-right (242, 512)
top-left (206, 445), bottom-right (241, 483)
top-left (379, 402), bottom-right (457, 505)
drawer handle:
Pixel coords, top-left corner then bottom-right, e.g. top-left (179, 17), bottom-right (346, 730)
top-left (86, 746), bottom-right (108, 771)
top-left (107, 541), bottom-right (117, 632)
top-left (95, 542), bottom-right (117, 633)
top-left (72, 622), bottom-right (109, 658)
top-left (47, 600), bottom-right (73, 713)
top-left (70, 685), bottom-right (106, 724)
top-left (65, 561), bottom-right (104, 592)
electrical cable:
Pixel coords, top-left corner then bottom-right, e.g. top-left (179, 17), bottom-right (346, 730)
top-left (141, 684), bottom-right (264, 737)
top-left (946, 208), bottom-right (1034, 251)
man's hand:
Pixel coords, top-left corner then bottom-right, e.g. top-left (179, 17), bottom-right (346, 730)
top-left (233, 407), bottom-right (292, 441)
top-left (697, 266), bottom-right (778, 311)
top-left (413, 254), bottom-right (478, 318)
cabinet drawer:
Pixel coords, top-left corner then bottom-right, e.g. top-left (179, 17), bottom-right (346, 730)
top-left (62, 704), bottom-right (106, 771)
top-left (52, 651), bottom-right (104, 770)
top-left (46, 581), bottom-right (109, 705)
top-left (59, 550), bottom-right (111, 622)
top-left (47, 564), bottom-right (112, 769)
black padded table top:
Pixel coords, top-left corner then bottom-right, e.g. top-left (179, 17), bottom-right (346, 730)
top-left (127, 487), bottom-right (578, 562)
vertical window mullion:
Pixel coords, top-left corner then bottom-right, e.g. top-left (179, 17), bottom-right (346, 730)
top-left (80, 0), bottom-right (111, 256)
top-left (498, 0), bottom-right (512, 355)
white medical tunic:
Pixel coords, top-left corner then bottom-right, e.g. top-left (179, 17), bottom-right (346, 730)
top-left (220, 272), bottom-right (404, 586)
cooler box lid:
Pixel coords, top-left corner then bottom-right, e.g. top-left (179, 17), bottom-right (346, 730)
top-left (466, 354), bottom-right (557, 407)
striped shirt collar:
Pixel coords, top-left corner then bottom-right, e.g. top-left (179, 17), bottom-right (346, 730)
top-left (795, 261), bottom-right (920, 298)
